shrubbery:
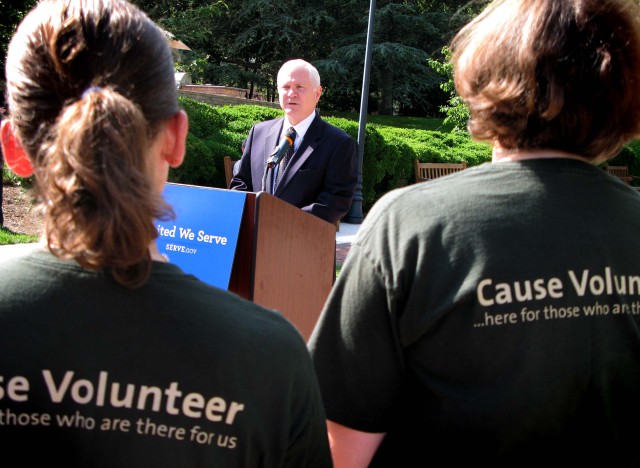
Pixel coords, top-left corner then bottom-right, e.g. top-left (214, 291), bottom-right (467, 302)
top-left (4, 97), bottom-right (638, 213)
top-left (173, 97), bottom-right (492, 211)
top-left (171, 96), bottom-right (640, 212)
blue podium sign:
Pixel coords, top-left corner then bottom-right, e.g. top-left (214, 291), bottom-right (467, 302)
top-left (156, 183), bottom-right (246, 290)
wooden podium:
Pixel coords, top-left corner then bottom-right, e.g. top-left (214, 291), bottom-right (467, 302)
top-left (228, 192), bottom-right (336, 341)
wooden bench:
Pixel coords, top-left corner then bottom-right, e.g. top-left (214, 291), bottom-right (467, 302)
top-left (415, 161), bottom-right (467, 183)
top-left (606, 165), bottom-right (634, 184)
top-left (605, 164), bottom-right (640, 191)
top-left (223, 156), bottom-right (239, 188)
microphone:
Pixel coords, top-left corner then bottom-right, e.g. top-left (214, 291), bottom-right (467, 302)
top-left (266, 127), bottom-right (296, 167)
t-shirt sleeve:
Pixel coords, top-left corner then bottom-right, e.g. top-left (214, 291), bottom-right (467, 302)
top-left (308, 242), bottom-right (405, 434)
top-left (281, 340), bottom-right (333, 467)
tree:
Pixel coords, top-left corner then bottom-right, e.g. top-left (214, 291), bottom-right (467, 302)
top-left (131, 0), bottom-right (488, 117)
top-left (137, 0), bottom-right (335, 101)
top-left (0, 0), bottom-right (37, 98)
top-left (428, 47), bottom-right (469, 132)
top-left (315, 0), bottom-right (478, 116)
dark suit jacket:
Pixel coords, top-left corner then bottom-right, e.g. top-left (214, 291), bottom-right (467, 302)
top-left (229, 112), bottom-right (358, 224)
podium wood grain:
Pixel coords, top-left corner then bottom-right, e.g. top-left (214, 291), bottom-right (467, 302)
top-left (229, 192), bottom-right (336, 341)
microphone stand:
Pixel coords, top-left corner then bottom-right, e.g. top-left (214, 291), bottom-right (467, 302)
top-left (261, 163), bottom-right (275, 193)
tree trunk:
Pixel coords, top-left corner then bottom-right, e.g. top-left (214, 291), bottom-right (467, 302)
top-left (380, 68), bottom-right (394, 115)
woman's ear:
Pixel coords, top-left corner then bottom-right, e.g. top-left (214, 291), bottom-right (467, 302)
top-left (1, 119), bottom-right (34, 177)
top-left (162, 110), bottom-right (189, 168)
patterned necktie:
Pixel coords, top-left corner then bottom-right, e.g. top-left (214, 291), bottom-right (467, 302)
top-left (275, 127), bottom-right (296, 189)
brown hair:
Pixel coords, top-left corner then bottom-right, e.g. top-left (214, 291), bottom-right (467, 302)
top-left (451, 0), bottom-right (640, 160)
top-left (5, 0), bottom-right (179, 287)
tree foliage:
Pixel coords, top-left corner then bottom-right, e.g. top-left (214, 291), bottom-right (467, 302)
top-left (315, 0), bottom-right (477, 116)
top-left (428, 47), bottom-right (470, 132)
top-left (134, 0), bottom-right (485, 116)
top-left (1, 0), bottom-right (490, 117)
top-left (0, 0), bottom-right (37, 98)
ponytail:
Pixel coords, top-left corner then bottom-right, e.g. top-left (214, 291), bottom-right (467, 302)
top-left (39, 87), bottom-right (173, 288)
top-left (6, 0), bottom-right (180, 288)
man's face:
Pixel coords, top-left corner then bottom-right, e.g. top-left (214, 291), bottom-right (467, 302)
top-left (277, 66), bottom-right (321, 126)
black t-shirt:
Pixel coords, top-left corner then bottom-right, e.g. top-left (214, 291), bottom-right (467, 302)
top-left (310, 158), bottom-right (640, 465)
top-left (0, 252), bottom-right (331, 467)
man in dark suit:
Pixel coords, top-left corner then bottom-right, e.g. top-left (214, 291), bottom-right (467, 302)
top-left (230, 59), bottom-right (358, 225)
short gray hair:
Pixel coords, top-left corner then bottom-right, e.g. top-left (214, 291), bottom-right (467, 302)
top-left (277, 59), bottom-right (321, 88)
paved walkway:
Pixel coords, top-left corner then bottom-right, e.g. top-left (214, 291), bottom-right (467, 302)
top-left (335, 222), bottom-right (359, 265)
top-left (0, 241), bottom-right (39, 262)
top-left (0, 222), bottom-right (362, 265)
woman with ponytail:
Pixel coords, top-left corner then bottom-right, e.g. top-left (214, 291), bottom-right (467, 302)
top-left (0, 1), bottom-right (331, 466)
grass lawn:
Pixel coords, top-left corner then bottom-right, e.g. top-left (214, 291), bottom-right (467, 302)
top-left (0, 226), bottom-right (39, 245)
top-left (326, 111), bottom-right (454, 132)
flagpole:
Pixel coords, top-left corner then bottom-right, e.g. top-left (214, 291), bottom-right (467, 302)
top-left (344, 0), bottom-right (375, 224)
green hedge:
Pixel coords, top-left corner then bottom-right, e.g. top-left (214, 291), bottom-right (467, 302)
top-left (172, 97), bottom-right (493, 211)
top-left (172, 97), bottom-right (640, 212)
top-left (4, 97), bottom-right (638, 210)
top-left (170, 100), bottom-right (282, 189)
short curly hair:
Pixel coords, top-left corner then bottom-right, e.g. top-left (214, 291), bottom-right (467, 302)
top-left (451, 0), bottom-right (640, 160)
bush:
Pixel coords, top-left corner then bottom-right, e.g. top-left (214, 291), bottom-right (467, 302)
top-left (173, 96), bottom-right (491, 211)
top-left (172, 97), bottom-right (640, 212)
top-left (4, 97), bottom-right (639, 215)
top-left (361, 126), bottom-right (491, 209)
top-left (170, 97), bottom-right (241, 188)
